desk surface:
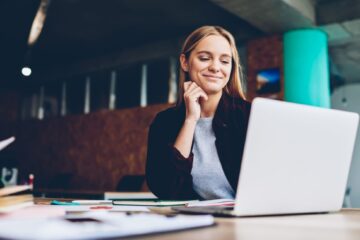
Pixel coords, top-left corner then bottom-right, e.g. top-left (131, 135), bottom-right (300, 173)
top-left (135, 209), bottom-right (360, 240)
top-left (31, 199), bottom-right (360, 239)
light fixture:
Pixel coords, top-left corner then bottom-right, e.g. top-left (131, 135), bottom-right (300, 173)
top-left (28, 0), bottom-right (51, 47)
top-left (21, 0), bottom-right (51, 78)
top-left (21, 51), bottom-right (32, 77)
top-left (21, 66), bottom-right (32, 77)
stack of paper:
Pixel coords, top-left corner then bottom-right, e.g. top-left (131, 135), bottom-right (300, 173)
top-left (0, 185), bottom-right (33, 213)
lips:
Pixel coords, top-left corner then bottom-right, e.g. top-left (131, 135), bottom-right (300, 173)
top-left (202, 74), bottom-right (222, 80)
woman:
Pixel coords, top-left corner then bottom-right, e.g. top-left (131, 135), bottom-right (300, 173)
top-left (146, 26), bottom-right (251, 200)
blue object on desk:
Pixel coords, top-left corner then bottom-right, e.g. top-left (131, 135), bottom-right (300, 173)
top-left (51, 200), bottom-right (80, 206)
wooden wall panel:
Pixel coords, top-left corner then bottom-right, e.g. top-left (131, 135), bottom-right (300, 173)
top-left (4, 104), bottom-right (171, 191)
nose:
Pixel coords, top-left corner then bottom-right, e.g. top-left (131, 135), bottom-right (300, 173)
top-left (208, 60), bottom-right (220, 73)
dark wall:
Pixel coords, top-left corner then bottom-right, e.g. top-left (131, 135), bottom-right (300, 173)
top-left (0, 89), bottom-right (20, 126)
top-left (0, 103), bottom-right (170, 191)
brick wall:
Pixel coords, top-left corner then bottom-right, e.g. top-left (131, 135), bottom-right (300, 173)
top-left (246, 35), bottom-right (283, 101)
top-left (0, 104), bottom-right (170, 191)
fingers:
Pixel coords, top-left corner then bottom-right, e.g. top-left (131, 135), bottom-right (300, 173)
top-left (183, 81), bottom-right (192, 92)
top-left (183, 82), bottom-right (208, 102)
top-left (186, 83), bottom-right (199, 95)
top-left (183, 81), bottom-right (201, 95)
top-left (189, 88), bottom-right (208, 102)
top-left (198, 91), bottom-right (209, 102)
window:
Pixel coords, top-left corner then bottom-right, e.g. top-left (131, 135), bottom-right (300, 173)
top-left (147, 58), bottom-right (170, 105)
top-left (90, 71), bottom-right (110, 112)
top-left (66, 76), bottom-right (85, 115)
top-left (43, 81), bottom-right (61, 118)
top-left (115, 64), bottom-right (142, 109)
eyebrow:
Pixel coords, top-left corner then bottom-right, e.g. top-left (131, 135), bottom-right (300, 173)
top-left (196, 51), bottom-right (231, 58)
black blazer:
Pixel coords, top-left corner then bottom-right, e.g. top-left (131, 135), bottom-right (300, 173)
top-left (146, 93), bottom-right (251, 200)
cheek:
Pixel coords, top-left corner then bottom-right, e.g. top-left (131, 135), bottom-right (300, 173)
top-left (225, 65), bottom-right (232, 75)
top-left (223, 66), bottom-right (232, 83)
top-left (189, 59), bottom-right (209, 71)
top-left (221, 67), bottom-right (232, 81)
top-left (188, 62), bottom-right (206, 80)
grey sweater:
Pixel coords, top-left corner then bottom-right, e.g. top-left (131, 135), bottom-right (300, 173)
top-left (191, 117), bottom-right (235, 200)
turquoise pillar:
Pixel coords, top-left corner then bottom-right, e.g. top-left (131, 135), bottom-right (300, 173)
top-left (284, 29), bottom-right (330, 108)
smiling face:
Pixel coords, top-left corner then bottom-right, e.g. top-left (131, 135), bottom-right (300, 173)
top-left (180, 35), bottom-right (233, 96)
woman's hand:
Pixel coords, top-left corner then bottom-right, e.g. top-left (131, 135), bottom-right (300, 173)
top-left (173, 81), bottom-right (208, 158)
top-left (183, 81), bottom-right (208, 122)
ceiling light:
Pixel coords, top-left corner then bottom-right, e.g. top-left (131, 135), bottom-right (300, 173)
top-left (28, 0), bottom-right (51, 46)
top-left (21, 66), bottom-right (32, 77)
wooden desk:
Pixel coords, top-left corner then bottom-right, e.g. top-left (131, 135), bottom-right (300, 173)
top-left (135, 209), bottom-right (360, 240)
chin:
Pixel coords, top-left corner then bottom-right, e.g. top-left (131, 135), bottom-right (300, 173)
top-left (202, 86), bottom-right (223, 95)
top-left (199, 81), bottom-right (224, 94)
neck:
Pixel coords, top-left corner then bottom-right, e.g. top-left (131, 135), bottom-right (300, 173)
top-left (200, 91), bottom-right (223, 118)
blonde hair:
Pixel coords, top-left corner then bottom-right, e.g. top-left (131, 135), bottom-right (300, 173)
top-left (177, 26), bottom-right (246, 106)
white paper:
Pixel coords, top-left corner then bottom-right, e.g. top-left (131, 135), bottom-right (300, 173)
top-left (0, 212), bottom-right (214, 240)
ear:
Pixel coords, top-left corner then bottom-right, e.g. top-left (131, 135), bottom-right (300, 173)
top-left (179, 54), bottom-right (189, 72)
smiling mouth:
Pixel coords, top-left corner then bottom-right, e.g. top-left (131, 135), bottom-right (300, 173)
top-left (202, 74), bottom-right (222, 80)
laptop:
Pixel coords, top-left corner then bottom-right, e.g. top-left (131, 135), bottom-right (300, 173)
top-left (173, 97), bottom-right (359, 217)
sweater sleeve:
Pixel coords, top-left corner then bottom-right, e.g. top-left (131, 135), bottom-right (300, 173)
top-left (145, 113), bottom-right (200, 200)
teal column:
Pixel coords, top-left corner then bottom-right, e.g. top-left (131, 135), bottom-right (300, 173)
top-left (284, 29), bottom-right (330, 108)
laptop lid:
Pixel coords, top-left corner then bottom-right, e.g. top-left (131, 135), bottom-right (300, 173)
top-left (234, 98), bottom-right (359, 216)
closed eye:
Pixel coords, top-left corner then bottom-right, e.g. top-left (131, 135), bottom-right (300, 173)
top-left (220, 57), bottom-right (231, 65)
top-left (199, 57), bottom-right (210, 61)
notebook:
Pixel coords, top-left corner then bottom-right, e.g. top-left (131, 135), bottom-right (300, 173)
top-left (113, 199), bottom-right (198, 207)
top-left (173, 97), bottom-right (359, 217)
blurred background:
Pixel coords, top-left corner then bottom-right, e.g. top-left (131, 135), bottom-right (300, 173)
top-left (0, 0), bottom-right (359, 205)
